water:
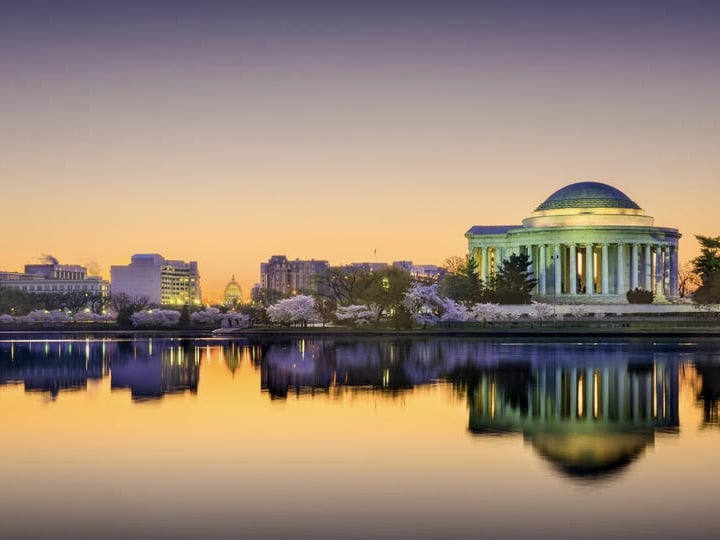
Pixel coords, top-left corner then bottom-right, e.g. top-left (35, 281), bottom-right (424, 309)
top-left (1, 336), bottom-right (719, 539)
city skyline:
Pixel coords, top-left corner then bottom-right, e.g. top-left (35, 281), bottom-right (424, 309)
top-left (3, 1), bottom-right (719, 300)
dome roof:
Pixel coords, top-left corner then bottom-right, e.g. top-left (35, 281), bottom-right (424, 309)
top-left (536, 182), bottom-right (641, 211)
top-left (532, 432), bottom-right (651, 479)
top-left (223, 276), bottom-right (243, 303)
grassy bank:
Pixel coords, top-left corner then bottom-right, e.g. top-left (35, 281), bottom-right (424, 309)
top-left (1, 313), bottom-right (719, 339)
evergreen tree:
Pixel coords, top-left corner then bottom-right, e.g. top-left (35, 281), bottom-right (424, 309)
top-left (692, 235), bottom-right (720, 283)
top-left (490, 253), bottom-right (537, 304)
top-left (440, 255), bottom-right (483, 304)
top-left (694, 273), bottom-right (720, 304)
top-left (691, 235), bottom-right (720, 304)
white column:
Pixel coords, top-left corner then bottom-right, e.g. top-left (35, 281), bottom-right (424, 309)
top-left (585, 244), bottom-right (594, 295)
top-left (618, 371), bottom-right (626, 421)
top-left (663, 246), bottom-right (671, 298)
top-left (554, 244), bottom-right (562, 296)
top-left (586, 368), bottom-right (594, 420)
top-left (539, 244), bottom-right (547, 295)
top-left (631, 243), bottom-right (639, 290)
top-left (632, 375), bottom-right (640, 420)
top-left (617, 243), bottom-right (625, 295)
top-left (570, 367), bottom-right (578, 420)
top-left (645, 373), bottom-right (653, 421)
top-left (555, 369), bottom-right (562, 419)
top-left (526, 245), bottom-right (534, 289)
top-left (601, 243), bottom-right (609, 295)
top-left (602, 368), bottom-right (610, 419)
top-left (540, 368), bottom-right (547, 419)
top-left (669, 245), bottom-right (679, 297)
top-left (481, 246), bottom-right (488, 282)
top-left (656, 364), bottom-right (665, 419)
top-left (655, 246), bottom-right (664, 297)
top-left (569, 244), bottom-right (577, 295)
top-left (644, 244), bottom-right (652, 290)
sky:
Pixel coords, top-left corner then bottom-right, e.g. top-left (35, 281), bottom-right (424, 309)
top-left (2, 0), bottom-right (719, 301)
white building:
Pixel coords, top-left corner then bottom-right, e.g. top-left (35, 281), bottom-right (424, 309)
top-left (111, 254), bottom-right (201, 306)
top-left (0, 262), bottom-right (109, 297)
top-left (466, 181), bottom-right (681, 303)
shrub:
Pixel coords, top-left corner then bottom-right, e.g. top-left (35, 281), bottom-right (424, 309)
top-left (626, 288), bottom-right (654, 304)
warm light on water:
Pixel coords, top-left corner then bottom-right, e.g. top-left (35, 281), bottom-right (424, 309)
top-left (1, 336), bottom-right (719, 539)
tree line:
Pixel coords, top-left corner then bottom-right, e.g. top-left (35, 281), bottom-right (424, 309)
top-left (248, 254), bottom-right (538, 328)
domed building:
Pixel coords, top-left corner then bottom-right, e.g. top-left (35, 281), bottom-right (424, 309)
top-left (466, 181), bottom-right (681, 303)
top-left (223, 275), bottom-right (243, 306)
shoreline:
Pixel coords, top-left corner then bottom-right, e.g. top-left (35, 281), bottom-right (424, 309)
top-left (1, 318), bottom-right (720, 339)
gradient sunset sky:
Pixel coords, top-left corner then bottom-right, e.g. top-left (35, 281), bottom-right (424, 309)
top-left (2, 0), bottom-right (719, 300)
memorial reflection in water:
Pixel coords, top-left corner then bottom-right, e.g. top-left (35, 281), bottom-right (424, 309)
top-left (1, 336), bottom-right (719, 540)
top-left (256, 338), bottom-right (693, 477)
top-left (1, 337), bottom-right (719, 478)
top-left (463, 349), bottom-right (679, 477)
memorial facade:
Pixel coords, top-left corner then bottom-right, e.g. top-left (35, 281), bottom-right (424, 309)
top-left (466, 182), bottom-right (681, 303)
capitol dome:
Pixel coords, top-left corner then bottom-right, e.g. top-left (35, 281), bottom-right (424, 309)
top-left (535, 181), bottom-right (641, 211)
top-left (223, 275), bottom-right (243, 305)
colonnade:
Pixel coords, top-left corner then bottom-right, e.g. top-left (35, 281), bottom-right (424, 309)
top-left (472, 361), bottom-right (678, 428)
top-left (473, 241), bottom-right (679, 300)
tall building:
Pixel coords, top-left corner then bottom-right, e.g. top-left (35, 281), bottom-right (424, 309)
top-left (260, 255), bottom-right (329, 294)
top-left (0, 261), bottom-right (109, 297)
top-left (111, 254), bottom-right (201, 306)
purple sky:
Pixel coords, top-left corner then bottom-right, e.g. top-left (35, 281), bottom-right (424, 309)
top-left (2, 0), bottom-right (719, 298)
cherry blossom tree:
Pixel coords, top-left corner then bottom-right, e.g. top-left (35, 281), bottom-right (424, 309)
top-left (402, 283), bottom-right (444, 325)
top-left (130, 309), bottom-right (181, 327)
top-left (266, 295), bottom-right (319, 326)
top-left (190, 308), bottom-right (223, 325)
top-left (568, 305), bottom-right (589, 318)
top-left (335, 305), bottom-right (378, 325)
top-left (529, 301), bottom-right (555, 321)
top-left (470, 303), bottom-right (502, 323)
top-left (439, 299), bottom-right (472, 322)
top-left (72, 310), bottom-right (115, 323)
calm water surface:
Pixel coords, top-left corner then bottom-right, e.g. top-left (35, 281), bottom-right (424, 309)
top-left (1, 336), bottom-right (719, 539)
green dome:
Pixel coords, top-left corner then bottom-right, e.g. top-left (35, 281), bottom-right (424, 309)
top-left (536, 182), bottom-right (641, 211)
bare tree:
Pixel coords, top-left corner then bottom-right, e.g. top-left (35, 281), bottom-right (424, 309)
top-left (442, 255), bottom-right (467, 275)
top-left (111, 293), bottom-right (154, 326)
top-left (679, 262), bottom-right (701, 298)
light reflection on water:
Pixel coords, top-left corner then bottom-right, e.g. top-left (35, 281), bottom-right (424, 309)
top-left (0, 336), bottom-right (719, 539)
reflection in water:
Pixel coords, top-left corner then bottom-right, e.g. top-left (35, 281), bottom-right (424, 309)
top-left (459, 353), bottom-right (679, 478)
top-left (108, 340), bottom-right (200, 401)
top-left (1, 336), bottom-right (719, 539)
top-left (695, 362), bottom-right (720, 426)
top-left (255, 339), bottom-right (692, 479)
top-left (0, 338), bottom-right (201, 402)
top-left (2, 336), bottom-right (719, 479)
top-left (260, 340), bottom-right (422, 398)
top-left (0, 339), bottom-right (107, 399)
